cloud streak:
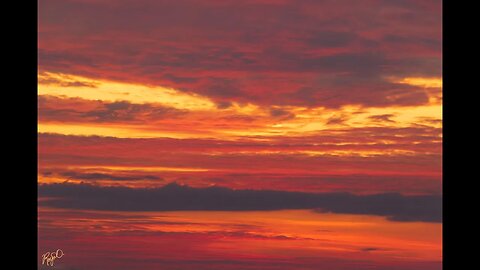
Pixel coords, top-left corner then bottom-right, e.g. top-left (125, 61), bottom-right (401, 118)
top-left (42, 170), bottom-right (161, 181)
top-left (38, 95), bottom-right (186, 124)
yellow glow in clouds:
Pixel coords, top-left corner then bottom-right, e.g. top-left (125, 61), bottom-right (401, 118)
top-left (38, 72), bottom-right (216, 111)
top-left (396, 77), bottom-right (442, 88)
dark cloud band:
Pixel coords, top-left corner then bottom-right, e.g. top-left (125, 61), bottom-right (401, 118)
top-left (39, 183), bottom-right (441, 222)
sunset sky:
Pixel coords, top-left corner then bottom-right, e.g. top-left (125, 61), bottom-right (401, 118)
top-left (38, 0), bottom-right (442, 269)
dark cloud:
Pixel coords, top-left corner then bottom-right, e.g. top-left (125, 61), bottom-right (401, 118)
top-left (360, 247), bottom-right (381, 252)
top-left (84, 101), bottom-right (182, 122)
top-left (161, 73), bottom-right (199, 84)
top-left (277, 79), bottom-right (430, 108)
top-left (305, 31), bottom-right (356, 47)
top-left (200, 78), bottom-right (244, 99)
top-left (383, 34), bottom-right (441, 52)
top-left (39, 183), bottom-right (441, 222)
top-left (203, 173), bottom-right (442, 195)
top-left (216, 101), bottom-right (233, 109)
top-left (38, 76), bottom-right (98, 88)
top-left (326, 115), bottom-right (349, 125)
top-left (269, 108), bottom-right (295, 120)
top-left (38, 96), bottom-right (186, 123)
top-left (369, 114), bottom-right (396, 123)
top-left (298, 52), bottom-right (385, 75)
top-left (42, 171), bottom-right (161, 181)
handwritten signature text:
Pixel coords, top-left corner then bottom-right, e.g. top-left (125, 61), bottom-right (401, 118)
top-left (42, 249), bottom-right (64, 266)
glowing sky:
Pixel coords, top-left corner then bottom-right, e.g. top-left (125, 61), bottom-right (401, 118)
top-left (38, 0), bottom-right (442, 269)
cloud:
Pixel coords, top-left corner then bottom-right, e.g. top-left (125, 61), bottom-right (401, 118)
top-left (269, 108), bottom-right (295, 120)
top-left (38, 95), bottom-right (186, 123)
top-left (39, 182), bottom-right (441, 222)
top-left (216, 101), bottom-right (233, 109)
top-left (38, 130), bottom-right (442, 184)
top-left (202, 173), bottom-right (442, 195)
top-left (369, 114), bottom-right (396, 123)
top-left (38, 77), bottom-right (97, 88)
top-left (42, 170), bottom-right (161, 181)
top-left (82, 101), bottom-right (179, 122)
top-left (38, 0), bottom-right (441, 108)
top-left (305, 31), bottom-right (356, 47)
top-left (360, 247), bottom-right (381, 252)
top-left (325, 115), bottom-right (349, 125)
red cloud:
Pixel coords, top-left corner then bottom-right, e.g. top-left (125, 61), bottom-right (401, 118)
top-left (39, 0), bottom-right (441, 108)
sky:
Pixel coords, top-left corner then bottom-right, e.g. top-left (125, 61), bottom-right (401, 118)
top-left (38, 0), bottom-right (442, 269)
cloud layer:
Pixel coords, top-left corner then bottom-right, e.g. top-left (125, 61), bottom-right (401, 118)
top-left (39, 182), bottom-right (441, 222)
top-left (39, 0), bottom-right (441, 108)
